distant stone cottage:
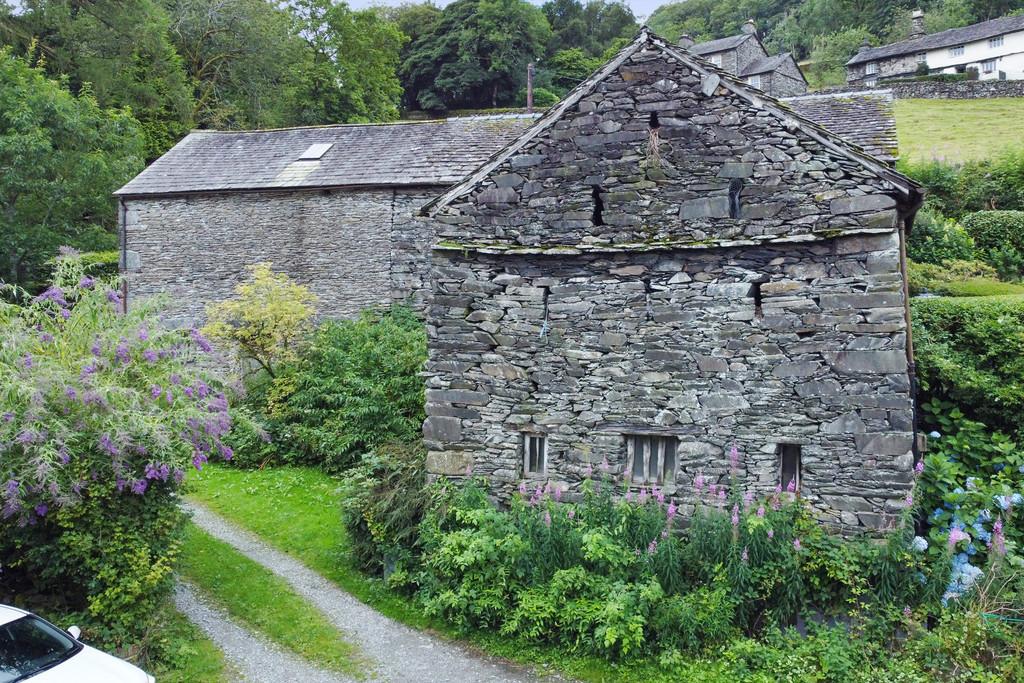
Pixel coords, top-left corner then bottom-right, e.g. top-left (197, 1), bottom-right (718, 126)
top-left (419, 29), bottom-right (923, 529)
top-left (116, 29), bottom-right (922, 528)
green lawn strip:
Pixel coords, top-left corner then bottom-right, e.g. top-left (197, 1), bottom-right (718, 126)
top-left (925, 279), bottom-right (1024, 297)
top-left (185, 464), bottom-right (655, 682)
top-left (149, 603), bottom-right (233, 683)
top-left (894, 97), bottom-right (1024, 163)
top-left (178, 522), bottom-right (369, 679)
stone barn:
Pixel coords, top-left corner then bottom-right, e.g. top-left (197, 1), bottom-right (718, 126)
top-left (113, 117), bottom-right (534, 325)
top-left (420, 29), bottom-right (924, 529)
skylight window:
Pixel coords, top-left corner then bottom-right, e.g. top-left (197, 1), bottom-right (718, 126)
top-left (298, 143), bottom-right (333, 160)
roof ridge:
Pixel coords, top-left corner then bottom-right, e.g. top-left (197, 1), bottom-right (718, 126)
top-left (187, 119), bottom-right (453, 135)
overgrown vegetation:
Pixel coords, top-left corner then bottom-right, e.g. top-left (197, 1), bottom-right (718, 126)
top-left (895, 99), bottom-right (1024, 164)
top-left (0, 254), bottom-right (235, 661)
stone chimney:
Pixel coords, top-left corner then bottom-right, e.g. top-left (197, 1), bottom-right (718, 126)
top-left (741, 19), bottom-right (757, 36)
top-left (858, 39), bottom-right (872, 53)
top-left (678, 34), bottom-right (695, 49)
top-left (910, 9), bottom-right (925, 39)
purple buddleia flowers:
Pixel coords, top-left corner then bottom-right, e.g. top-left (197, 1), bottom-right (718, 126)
top-left (190, 328), bottom-right (213, 353)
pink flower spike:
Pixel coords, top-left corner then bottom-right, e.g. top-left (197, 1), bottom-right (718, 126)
top-left (793, 538), bottom-right (802, 551)
top-left (729, 444), bottom-right (739, 472)
top-left (567, 507), bottom-right (575, 519)
top-left (731, 503), bottom-right (740, 527)
top-left (767, 529), bottom-right (774, 539)
top-left (667, 502), bottom-right (677, 519)
top-left (543, 510), bottom-right (552, 527)
top-left (786, 478), bottom-right (796, 493)
top-left (756, 505), bottom-right (765, 518)
top-left (914, 460), bottom-right (925, 475)
top-left (741, 546), bottom-right (749, 563)
top-left (904, 493), bottom-right (914, 508)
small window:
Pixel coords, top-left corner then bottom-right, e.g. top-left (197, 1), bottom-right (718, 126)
top-left (626, 435), bottom-right (678, 486)
top-left (708, 54), bottom-right (722, 66)
top-left (779, 444), bottom-right (801, 492)
top-left (916, 52), bottom-right (927, 64)
top-left (865, 78), bottom-right (878, 87)
top-left (989, 36), bottom-right (1003, 49)
top-left (523, 434), bottom-right (547, 475)
top-left (728, 178), bottom-right (743, 218)
top-left (746, 74), bottom-right (762, 89)
top-left (751, 282), bottom-right (763, 318)
top-left (865, 62), bottom-right (878, 75)
top-left (982, 59), bottom-right (997, 74)
top-left (950, 45), bottom-right (965, 57)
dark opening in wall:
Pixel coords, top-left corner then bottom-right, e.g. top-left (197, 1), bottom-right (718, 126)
top-left (649, 112), bottom-right (660, 129)
top-left (751, 282), bottom-right (763, 318)
top-left (778, 444), bottom-right (802, 492)
top-left (728, 179), bottom-right (743, 218)
top-left (592, 187), bottom-right (604, 226)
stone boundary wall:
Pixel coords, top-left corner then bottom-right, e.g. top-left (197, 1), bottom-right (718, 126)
top-left (815, 79), bottom-right (1024, 99)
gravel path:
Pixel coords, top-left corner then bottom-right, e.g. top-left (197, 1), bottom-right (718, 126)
top-left (184, 501), bottom-right (553, 683)
top-left (174, 581), bottom-right (356, 683)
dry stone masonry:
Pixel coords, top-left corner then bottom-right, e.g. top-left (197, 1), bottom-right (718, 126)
top-left (421, 30), bottom-right (924, 529)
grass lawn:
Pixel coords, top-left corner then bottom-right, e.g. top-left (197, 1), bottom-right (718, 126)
top-left (918, 278), bottom-right (1024, 297)
top-left (894, 98), bottom-right (1024, 163)
top-left (178, 523), bottom-right (369, 678)
top-left (185, 464), bottom-right (674, 682)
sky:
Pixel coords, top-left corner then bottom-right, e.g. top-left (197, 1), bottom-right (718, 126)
top-left (349, 0), bottom-right (664, 22)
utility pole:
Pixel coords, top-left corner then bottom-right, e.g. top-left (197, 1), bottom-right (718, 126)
top-left (527, 62), bottom-right (535, 113)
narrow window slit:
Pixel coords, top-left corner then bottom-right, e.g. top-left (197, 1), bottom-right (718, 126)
top-left (778, 444), bottom-right (802, 493)
top-left (523, 434), bottom-right (547, 475)
top-left (649, 112), bottom-right (660, 129)
top-left (728, 179), bottom-right (743, 218)
top-left (751, 282), bottom-right (763, 319)
top-left (592, 187), bottom-right (604, 226)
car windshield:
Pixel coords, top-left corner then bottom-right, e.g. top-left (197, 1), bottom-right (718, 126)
top-left (0, 615), bottom-right (78, 683)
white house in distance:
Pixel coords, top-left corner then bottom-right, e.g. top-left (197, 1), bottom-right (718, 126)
top-left (847, 11), bottom-right (1024, 86)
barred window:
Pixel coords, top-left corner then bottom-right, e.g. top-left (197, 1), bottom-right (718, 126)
top-left (523, 434), bottom-right (547, 475)
top-left (626, 435), bottom-right (678, 486)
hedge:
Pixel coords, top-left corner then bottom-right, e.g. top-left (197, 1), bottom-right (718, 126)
top-left (962, 211), bottom-right (1024, 254)
top-left (911, 294), bottom-right (1024, 438)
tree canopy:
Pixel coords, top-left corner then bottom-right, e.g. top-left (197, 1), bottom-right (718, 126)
top-left (0, 49), bottom-right (144, 290)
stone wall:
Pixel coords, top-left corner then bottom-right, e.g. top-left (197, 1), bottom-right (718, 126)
top-left (765, 70), bottom-right (807, 98)
top-left (835, 76), bottom-right (1024, 99)
top-left (425, 40), bottom-right (919, 529)
top-left (424, 236), bottom-right (914, 528)
top-left (122, 187), bottom-right (436, 325)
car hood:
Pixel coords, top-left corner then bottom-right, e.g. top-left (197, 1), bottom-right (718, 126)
top-left (30, 643), bottom-right (150, 683)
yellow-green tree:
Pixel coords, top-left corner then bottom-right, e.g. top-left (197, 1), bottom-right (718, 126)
top-left (203, 263), bottom-right (317, 378)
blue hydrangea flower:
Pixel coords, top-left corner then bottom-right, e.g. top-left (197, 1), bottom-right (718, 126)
top-left (910, 536), bottom-right (928, 552)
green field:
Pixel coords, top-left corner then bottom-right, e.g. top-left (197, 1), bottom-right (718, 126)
top-left (895, 97), bottom-right (1024, 163)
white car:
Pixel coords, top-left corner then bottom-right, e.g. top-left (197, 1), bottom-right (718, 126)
top-left (0, 604), bottom-right (154, 682)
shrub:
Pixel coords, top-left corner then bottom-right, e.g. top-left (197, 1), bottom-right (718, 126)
top-left (912, 295), bottom-right (1024, 437)
top-left (907, 209), bottom-right (975, 265)
top-left (0, 255), bottom-right (234, 652)
top-left (413, 475), bottom-right (943, 660)
top-left (962, 210), bottom-right (1024, 252)
top-left (340, 442), bottom-right (427, 579)
top-left (902, 150), bottom-right (1024, 219)
top-left (268, 306), bottom-right (426, 471)
top-left (203, 262), bottom-right (317, 378)
top-left (986, 246), bottom-right (1024, 282)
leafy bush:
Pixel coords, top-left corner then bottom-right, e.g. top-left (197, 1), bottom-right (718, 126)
top-left (912, 295), bottom-right (1024, 438)
top-left (902, 150), bottom-right (1024, 219)
top-left (203, 262), bottom-right (317, 378)
top-left (0, 255), bottom-right (234, 652)
top-left (907, 209), bottom-right (975, 265)
top-left (986, 246), bottom-right (1024, 282)
top-left (413, 475), bottom-right (943, 660)
top-left (962, 211), bottom-right (1024, 255)
top-left (340, 442), bottom-right (427, 579)
top-left (268, 305), bottom-right (426, 471)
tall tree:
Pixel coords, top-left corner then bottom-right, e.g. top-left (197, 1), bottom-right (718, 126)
top-left (0, 0), bottom-right (192, 159)
top-left (0, 49), bottom-right (144, 290)
top-left (401, 0), bottom-right (551, 111)
top-left (380, 2), bottom-right (443, 110)
top-left (162, 0), bottom-right (307, 129)
top-left (289, 0), bottom-right (405, 124)
top-left (542, 0), bottom-right (637, 58)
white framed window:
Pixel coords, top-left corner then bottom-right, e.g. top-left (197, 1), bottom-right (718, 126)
top-left (626, 434), bottom-right (678, 487)
top-left (523, 434), bottom-right (547, 475)
top-left (865, 61), bottom-right (878, 75)
top-left (746, 74), bottom-right (762, 89)
top-left (982, 59), bottom-right (997, 73)
top-left (989, 36), bottom-right (1004, 48)
top-left (778, 443), bottom-right (802, 492)
top-left (708, 54), bottom-right (722, 67)
top-left (916, 52), bottom-right (927, 64)
top-left (865, 78), bottom-right (878, 87)
top-left (950, 45), bottom-right (965, 57)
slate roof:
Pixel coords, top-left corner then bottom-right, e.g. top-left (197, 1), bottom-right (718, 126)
top-left (847, 14), bottom-right (1024, 66)
top-left (782, 90), bottom-right (899, 163)
top-left (423, 29), bottom-right (921, 217)
top-left (114, 116), bottom-right (537, 197)
top-left (740, 53), bottom-right (794, 76)
top-left (689, 33), bottom-right (753, 55)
